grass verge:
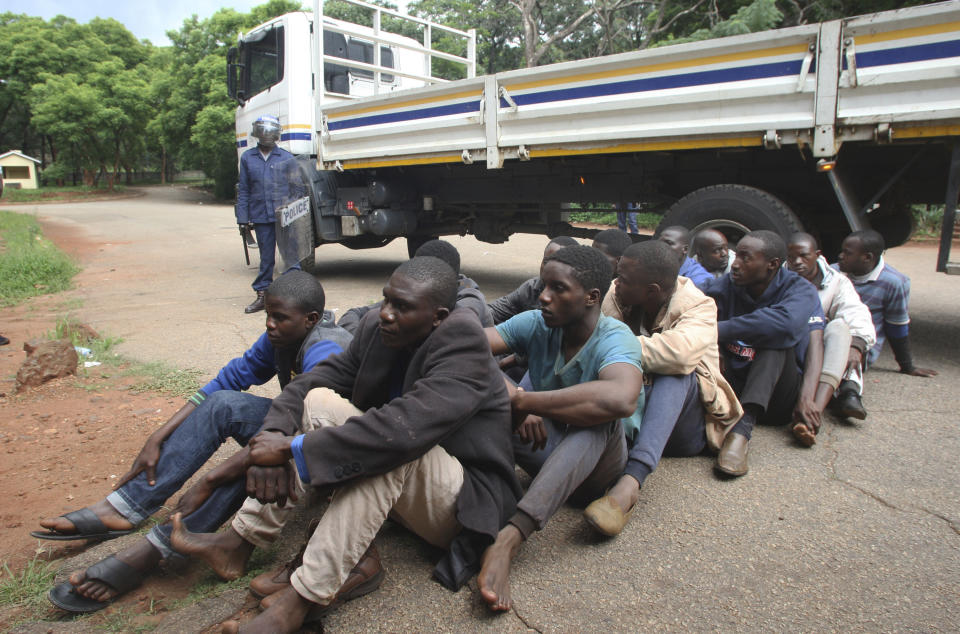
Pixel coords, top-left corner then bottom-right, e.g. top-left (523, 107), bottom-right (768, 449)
top-left (0, 557), bottom-right (56, 613)
top-left (0, 184), bottom-right (127, 204)
top-left (0, 211), bottom-right (79, 306)
top-left (568, 210), bottom-right (661, 230)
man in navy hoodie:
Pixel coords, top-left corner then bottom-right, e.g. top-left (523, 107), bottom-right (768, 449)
top-left (699, 231), bottom-right (824, 477)
top-left (40, 271), bottom-right (352, 614)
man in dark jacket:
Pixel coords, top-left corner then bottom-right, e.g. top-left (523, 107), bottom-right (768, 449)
top-left (699, 230), bottom-right (825, 477)
top-left (171, 256), bottom-right (521, 633)
top-left (41, 272), bottom-right (351, 614)
top-left (658, 225), bottom-right (713, 286)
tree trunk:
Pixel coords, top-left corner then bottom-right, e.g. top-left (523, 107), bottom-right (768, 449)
top-left (161, 146), bottom-right (167, 185)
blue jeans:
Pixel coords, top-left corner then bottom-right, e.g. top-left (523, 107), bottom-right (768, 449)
top-left (617, 211), bottom-right (638, 234)
top-left (106, 390), bottom-right (272, 559)
top-left (624, 373), bottom-right (707, 486)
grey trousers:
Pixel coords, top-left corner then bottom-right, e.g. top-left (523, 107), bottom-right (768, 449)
top-left (510, 418), bottom-right (627, 538)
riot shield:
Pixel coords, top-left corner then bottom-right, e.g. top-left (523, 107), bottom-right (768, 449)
top-left (271, 154), bottom-right (314, 270)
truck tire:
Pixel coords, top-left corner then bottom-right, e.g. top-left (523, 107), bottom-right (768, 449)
top-left (657, 185), bottom-right (805, 244)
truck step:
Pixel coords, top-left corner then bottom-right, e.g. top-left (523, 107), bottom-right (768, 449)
top-left (946, 262), bottom-right (960, 275)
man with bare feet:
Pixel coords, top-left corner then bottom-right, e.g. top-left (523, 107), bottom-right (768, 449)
top-left (478, 245), bottom-right (645, 611)
top-left (42, 272), bottom-right (351, 613)
top-left (584, 241), bottom-right (742, 536)
top-left (171, 256), bottom-right (521, 633)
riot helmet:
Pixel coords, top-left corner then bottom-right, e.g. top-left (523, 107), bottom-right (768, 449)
top-left (251, 115), bottom-right (282, 148)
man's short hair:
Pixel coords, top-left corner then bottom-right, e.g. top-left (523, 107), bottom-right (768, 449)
top-left (593, 228), bottom-right (633, 258)
top-left (549, 235), bottom-right (578, 248)
top-left (265, 270), bottom-right (325, 314)
top-left (787, 232), bottom-right (819, 250)
top-left (621, 241), bottom-right (680, 289)
top-left (659, 225), bottom-right (692, 246)
top-left (848, 229), bottom-right (885, 260)
top-left (743, 229), bottom-right (787, 263)
top-left (395, 256), bottom-right (458, 311)
top-left (414, 239), bottom-right (460, 275)
top-left (545, 245), bottom-right (614, 299)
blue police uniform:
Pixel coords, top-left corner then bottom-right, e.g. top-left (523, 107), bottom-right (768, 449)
top-left (236, 144), bottom-right (297, 292)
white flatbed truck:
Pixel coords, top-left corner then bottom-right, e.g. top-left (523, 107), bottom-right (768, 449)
top-left (228, 0), bottom-right (960, 269)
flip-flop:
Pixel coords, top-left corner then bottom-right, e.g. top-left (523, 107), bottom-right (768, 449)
top-left (31, 508), bottom-right (136, 541)
top-left (48, 555), bottom-right (144, 613)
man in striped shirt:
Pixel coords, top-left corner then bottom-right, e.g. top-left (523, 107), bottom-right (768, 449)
top-left (835, 229), bottom-right (936, 382)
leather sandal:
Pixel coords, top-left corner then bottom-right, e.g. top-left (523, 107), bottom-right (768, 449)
top-left (48, 555), bottom-right (144, 613)
top-left (583, 496), bottom-right (634, 537)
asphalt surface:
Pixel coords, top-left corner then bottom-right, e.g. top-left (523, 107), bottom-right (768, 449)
top-left (9, 185), bottom-right (960, 632)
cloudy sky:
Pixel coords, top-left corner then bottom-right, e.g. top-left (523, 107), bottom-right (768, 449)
top-left (4, 1), bottom-right (409, 46)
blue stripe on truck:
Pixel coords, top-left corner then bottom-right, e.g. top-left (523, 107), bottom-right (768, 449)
top-left (851, 38), bottom-right (960, 69)
top-left (328, 100), bottom-right (480, 131)
top-left (502, 59), bottom-right (805, 109)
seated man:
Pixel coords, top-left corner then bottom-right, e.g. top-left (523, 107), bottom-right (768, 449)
top-left (836, 229), bottom-right (936, 382)
top-left (592, 227), bottom-right (634, 273)
top-left (787, 233), bottom-right (876, 442)
top-left (584, 241), bottom-right (743, 535)
top-left (42, 271), bottom-right (352, 613)
top-left (699, 231), bottom-right (825, 477)
top-left (170, 256), bottom-right (521, 633)
top-left (488, 235), bottom-right (579, 324)
top-left (657, 225), bottom-right (713, 286)
top-left (692, 228), bottom-right (735, 278)
top-left (477, 245), bottom-right (645, 611)
top-left (338, 238), bottom-right (493, 331)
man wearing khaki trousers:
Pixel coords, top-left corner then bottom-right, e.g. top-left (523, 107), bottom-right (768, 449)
top-left (171, 256), bottom-right (521, 633)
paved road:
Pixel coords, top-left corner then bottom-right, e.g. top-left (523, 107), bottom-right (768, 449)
top-left (11, 186), bottom-right (960, 631)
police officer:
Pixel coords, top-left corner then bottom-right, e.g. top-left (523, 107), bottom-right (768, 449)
top-left (236, 115), bottom-right (296, 314)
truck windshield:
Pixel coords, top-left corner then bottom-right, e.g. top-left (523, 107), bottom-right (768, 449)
top-left (244, 25), bottom-right (284, 97)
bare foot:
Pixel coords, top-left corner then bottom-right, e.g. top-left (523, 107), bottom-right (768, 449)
top-left (236, 587), bottom-right (314, 633)
top-left (606, 475), bottom-right (641, 513)
top-left (478, 524), bottom-right (523, 612)
top-left (792, 422), bottom-right (816, 447)
top-left (169, 513), bottom-right (254, 580)
top-left (40, 499), bottom-right (134, 534)
top-left (68, 539), bottom-right (160, 601)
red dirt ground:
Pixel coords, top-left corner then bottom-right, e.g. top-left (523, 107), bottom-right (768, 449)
top-left (0, 219), bottom-right (216, 628)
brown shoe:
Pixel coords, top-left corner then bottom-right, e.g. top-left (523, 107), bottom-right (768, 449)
top-left (244, 290), bottom-right (266, 314)
top-left (259, 543), bottom-right (384, 617)
top-left (715, 432), bottom-right (749, 477)
top-left (250, 518), bottom-right (319, 599)
top-left (583, 496), bottom-right (633, 537)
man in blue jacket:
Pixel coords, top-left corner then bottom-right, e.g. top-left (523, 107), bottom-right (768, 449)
top-left (699, 230), bottom-right (824, 477)
top-left (658, 225), bottom-right (713, 286)
top-left (237, 115), bottom-right (298, 314)
top-left (40, 271), bottom-right (352, 613)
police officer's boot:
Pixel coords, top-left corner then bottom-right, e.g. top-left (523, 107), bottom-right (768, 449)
top-left (245, 290), bottom-right (266, 314)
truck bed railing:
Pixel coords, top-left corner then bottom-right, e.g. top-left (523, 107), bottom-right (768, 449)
top-left (313, 0), bottom-right (476, 101)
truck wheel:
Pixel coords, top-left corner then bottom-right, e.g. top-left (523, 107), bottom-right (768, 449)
top-left (657, 185), bottom-right (805, 244)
